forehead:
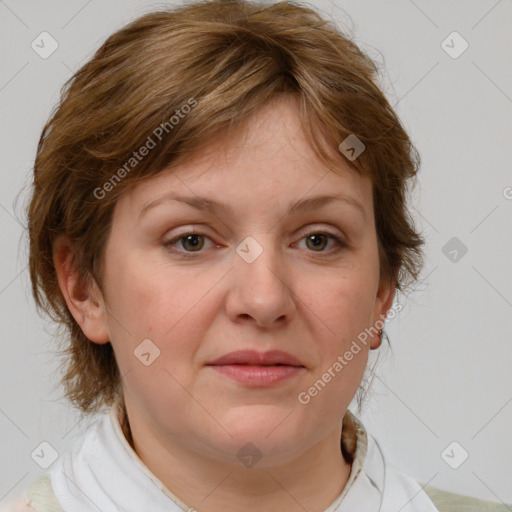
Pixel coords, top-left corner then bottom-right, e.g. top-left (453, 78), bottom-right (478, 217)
top-left (117, 94), bottom-right (372, 218)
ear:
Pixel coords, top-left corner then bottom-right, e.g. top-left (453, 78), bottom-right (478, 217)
top-left (369, 274), bottom-right (397, 350)
top-left (53, 235), bottom-right (110, 344)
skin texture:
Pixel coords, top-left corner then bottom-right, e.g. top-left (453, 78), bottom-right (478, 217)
top-left (54, 94), bottom-right (396, 512)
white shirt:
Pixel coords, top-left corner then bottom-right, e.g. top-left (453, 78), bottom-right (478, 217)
top-left (3, 399), bottom-right (439, 512)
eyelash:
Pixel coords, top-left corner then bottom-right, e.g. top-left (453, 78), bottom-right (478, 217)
top-left (163, 229), bottom-right (348, 259)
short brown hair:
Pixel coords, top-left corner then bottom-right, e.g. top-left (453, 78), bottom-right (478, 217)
top-left (27, 0), bottom-right (424, 414)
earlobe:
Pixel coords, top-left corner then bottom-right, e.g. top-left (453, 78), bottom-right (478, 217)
top-left (53, 235), bottom-right (110, 344)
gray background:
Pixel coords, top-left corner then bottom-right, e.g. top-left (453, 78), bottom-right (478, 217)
top-left (1, 0), bottom-right (511, 506)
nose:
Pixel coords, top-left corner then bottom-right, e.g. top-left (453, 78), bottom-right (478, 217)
top-left (224, 236), bottom-right (297, 328)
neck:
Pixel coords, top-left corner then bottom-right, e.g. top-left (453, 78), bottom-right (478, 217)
top-left (118, 398), bottom-right (354, 512)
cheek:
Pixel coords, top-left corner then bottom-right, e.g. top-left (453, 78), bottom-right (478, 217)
top-left (296, 291), bottom-right (370, 423)
top-left (104, 248), bottom-right (189, 333)
top-left (306, 263), bottom-right (378, 345)
top-left (103, 257), bottom-right (207, 408)
top-left (103, 251), bottom-right (217, 371)
top-left (302, 279), bottom-right (374, 412)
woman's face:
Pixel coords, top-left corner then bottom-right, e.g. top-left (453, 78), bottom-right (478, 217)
top-left (77, 94), bottom-right (395, 467)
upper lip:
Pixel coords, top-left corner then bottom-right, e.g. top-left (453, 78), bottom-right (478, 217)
top-left (206, 350), bottom-right (305, 367)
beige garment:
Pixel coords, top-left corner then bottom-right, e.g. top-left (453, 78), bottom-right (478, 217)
top-left (421, 484), bottom-right (512, 512)
top-left (1, 474), bottom-right (60, 512)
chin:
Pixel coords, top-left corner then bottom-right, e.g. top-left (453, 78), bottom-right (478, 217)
top-left (212, 410), bottom-right (307, 459)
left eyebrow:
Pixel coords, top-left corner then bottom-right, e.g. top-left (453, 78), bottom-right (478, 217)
top-left (138, 192), bottom-right (366, 222)
top-left (286, 193), bottom-right (366, 220)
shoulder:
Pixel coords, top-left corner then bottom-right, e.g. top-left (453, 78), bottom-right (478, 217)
top-left (383, 465), bottom-right (511, 512)
top-left (0, 474), bottom-right (63, 512)
top-left (421, 483), bottom-right (512, 512)
top-left (360, 430), bottom-right (510, 512)
top-left (381, 465), bottom-right (440, 511)
top-left (0, 496), bottom-right (36, 512)
top-left (382, 464), bottom-right (512, 512)
top-left (347, 425), bottom-right (439, 511)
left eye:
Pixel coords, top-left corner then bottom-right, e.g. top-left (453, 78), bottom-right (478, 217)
top-left (295, 231), bottom-right (346, 254)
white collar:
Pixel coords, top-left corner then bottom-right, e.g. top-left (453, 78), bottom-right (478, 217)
top-left (49, 398), bottom-right (438, 512)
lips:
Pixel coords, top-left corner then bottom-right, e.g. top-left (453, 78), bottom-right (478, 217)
top-left (206, 349), bottom-right (305, 367)
top-left (206, 349), bottom-right (306, 387)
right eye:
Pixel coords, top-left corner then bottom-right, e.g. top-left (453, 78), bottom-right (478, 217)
top-left (163, 232), bottom-right (216, 256)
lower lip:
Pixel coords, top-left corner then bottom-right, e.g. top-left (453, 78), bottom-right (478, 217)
top-left (207, 364), bottom-right (305, 386)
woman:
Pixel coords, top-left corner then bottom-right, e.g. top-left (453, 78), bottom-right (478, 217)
top-left (5, 0), bottom-right (488, 510)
